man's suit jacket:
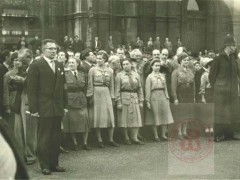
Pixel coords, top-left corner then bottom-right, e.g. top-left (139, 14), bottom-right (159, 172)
top-left (27, 57), bottom-right (68, 117)
top-left (0, 64), bottom-right (8, 117)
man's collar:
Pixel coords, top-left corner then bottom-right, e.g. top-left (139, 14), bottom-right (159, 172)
top-left (43, 56), bottom-right (54, 63)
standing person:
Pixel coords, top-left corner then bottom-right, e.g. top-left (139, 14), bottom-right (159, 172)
top-left (3, 53), bottom-right (21, 131)
top-left (79, 49), bottom-right (96, 74)
top-left (177, 37), bottom-right (182, 48)
top-left (209, 34), bottom-right (240, 142)
top-left (72, 35), bottom-right (84, 53)
top-left (153, 37), bottom-right (161, 51)
top-left (135, 36), bottom-right (144, 52)
top-left (63, 35), bottom-right (70, 50)
top-left (171, 52), bottom-right (195, 139)
top-left (145, 60), bottom-right (174, 141)
top-left (27, 39), bottom-right (68, 175)
top-left (199, 57), bottom-right (214, 134)
top-left (107, 36), bottom-right (115, 54)
top-left (63, 58), bottom-right (90, 151)
top-left (93, 37), bottom-right (102, 52)
top-left (0, 50), bottom-right (11, 120)
top-left (30, 35), bottom-right (41, 55)
top-left (87, 51), bottom-right (118, 148)
top-left (115, 59), bottom-right (144, 145)
top-left (163, 38), bottom-right (173, 56)
top-left (147, 37), bottom-right (153, 51)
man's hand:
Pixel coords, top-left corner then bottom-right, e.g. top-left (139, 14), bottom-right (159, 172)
top-left (64, 109), bottom-right (68, 113)
top-left (139, 102), bottom-right (143, 108)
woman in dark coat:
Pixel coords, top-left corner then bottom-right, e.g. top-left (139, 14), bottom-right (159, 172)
top-left (63, 58), bottom-right (90, 150)
top-left (209, 35), bottom-right (239, 141)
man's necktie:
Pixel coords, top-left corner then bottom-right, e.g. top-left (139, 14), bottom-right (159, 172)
top-left (50, 60), bottom-right (55, 73)
top-left (126, 72), bottom-right (135, 90)
top-left (74, 71), bottom-right (78, 80)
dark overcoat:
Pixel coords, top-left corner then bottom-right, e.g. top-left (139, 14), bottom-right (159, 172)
top-left (27, 57), bottom-right (68, 117)
top-left (209, 52), bottom-right (239, 124)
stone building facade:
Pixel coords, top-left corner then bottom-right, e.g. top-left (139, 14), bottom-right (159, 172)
top-left (0, 0), bottom-right (240, 52)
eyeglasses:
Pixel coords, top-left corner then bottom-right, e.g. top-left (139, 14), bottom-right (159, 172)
top-left (45, 47), bottom-right (57, 51)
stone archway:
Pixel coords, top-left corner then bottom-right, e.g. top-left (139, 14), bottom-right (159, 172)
top-left (182, 0), bottom-right (233, 52)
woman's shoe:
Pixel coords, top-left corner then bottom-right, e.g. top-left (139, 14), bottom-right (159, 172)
top-left (154, 138), bottom-right (161, 142)
top-left (98, 142), bottom-right (105, 148)
top-left (132, 140), bottom-right (145, 145)
top-left (123, 139), bottom-right (132, 145)
top-left (108, 141), bottom-right (119, 147)
top-left (177, 135), bottom-right (184, 140)
top-left (72, 144), bottom-right (80, 151)
top-left (83, 144), bottom-right (91, 151)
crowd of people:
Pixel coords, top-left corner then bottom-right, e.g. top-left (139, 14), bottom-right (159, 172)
top-left (0, 33), bottom-right (240, 178)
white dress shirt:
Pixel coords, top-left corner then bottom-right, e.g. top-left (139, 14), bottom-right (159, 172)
top-left (44, 56), bottom-right (55, 73)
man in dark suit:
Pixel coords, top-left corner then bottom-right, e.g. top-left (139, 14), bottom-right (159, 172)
top-left (27, 39), bottom-right (68, 175)
top-left (0, 50), bottom-right (11, 120)
top-left (72, 35), bottom-right (84, 53)
top-left (92, 36), bottom-right (102, 52)
top-left (209, 34), bottom-right (240, 142)
top-left (79, 48), bottom-right (96, 74)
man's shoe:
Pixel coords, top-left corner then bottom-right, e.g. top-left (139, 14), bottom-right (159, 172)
top-left (60, 146), bottom-right (69, 153)
top-left (98, 142), bottom-right (105, 148)
top-left (51, 166), bottom-right (66, 172)
top-left (83, 144), bottom-right (91, 150)
top-left (108, 141), bottom-right (119, 147)
top-left (42, 169), bottom-right (51, 175)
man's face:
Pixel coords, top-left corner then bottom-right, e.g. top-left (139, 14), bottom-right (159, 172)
top-left (67, 51), bottom-right (74, 58)
top-left (58, 52), bottom-right (66, 63)
top-left (161, 50), bottom-right (169, 61)
top-left (75, 36), bottom-right (79, 41)
top-left (176, 47), bottom-right (184, 55)
top-left (74, 52), bottom-right (80, 60)
top-left (152, 50), bottom-right (160, 60)
top-left (87, 52), bottom-right (96, 63)
top-left (111, 58), bottom-right (120, 70)
top-left (43, 42), bottom-right (57, 59)
top-left (117, 50), bottom-right (125, 59)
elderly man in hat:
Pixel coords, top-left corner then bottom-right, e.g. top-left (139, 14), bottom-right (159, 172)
top-left (209, 34), bottom-right (240, 142)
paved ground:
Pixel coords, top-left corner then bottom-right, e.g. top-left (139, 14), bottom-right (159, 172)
top-left (27, 137), bottom-right (240, 179)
